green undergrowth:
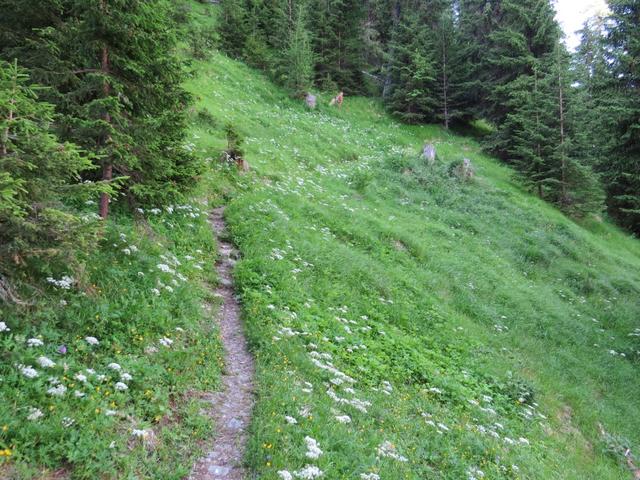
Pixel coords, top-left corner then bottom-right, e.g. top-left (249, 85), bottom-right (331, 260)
top-left (186, 17), bottom-right (640, 480)
top-left (0, 202), bottom-right (223, 479)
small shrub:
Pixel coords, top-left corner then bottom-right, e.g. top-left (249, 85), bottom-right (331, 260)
top-left (195, 108), bottom-right (217, 128)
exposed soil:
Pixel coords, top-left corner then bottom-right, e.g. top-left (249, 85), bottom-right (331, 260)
top-left (189, 207), bottom-right (255, 480)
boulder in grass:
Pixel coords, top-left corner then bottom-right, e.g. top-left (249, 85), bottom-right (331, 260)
top-left (305, 93), bottom-right (317, 109)
top-left (422, 143), bottom-right (436, 165)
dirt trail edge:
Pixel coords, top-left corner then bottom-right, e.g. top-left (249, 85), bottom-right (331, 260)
top-left (190, 207), bottom-right (255, 480)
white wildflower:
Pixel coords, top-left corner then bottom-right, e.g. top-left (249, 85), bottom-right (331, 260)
top-left (37, 356), bottom-right (56, 368)
top-left (19, 364), bottom-right (39, 378)
top-left (120, 372), bottom-right (133, 381)
top-left (467, 466), bottom-right (485, 480)
top-left (85, 336), bottom-right (99, 346)
top-left (27, 338), bottom-right (44, 347)
top-left (47, 384), bottom-right (67, 396)
top-left (132, 429), bottom-right (148, 438)
top-left (46, 275), bottom-right (75, 289)
top-left (0, 321), bottom-right (9, 332)
top-left (159, 337), bottom-right (173, 347)
top-left (62, 417), bottom-right (75, 428)
top-left (74, 390), bottom-right (86, 398)
top-left (360, 474), bottom-right (380, 480)
top-left (293, 465), bottom-right (324, 479)
top-left (107, 363), bottom-right (122, 371)
top-left (278, 471), bottom-right (293, 480)
top-left (335, 415), bottom-right (351, 424)
top-left (376, 440), bottom-right (408, 462)
top-left (74, 373), bottom-right (88, 383)
top-left (27, 407), bottom-right (44, 421)
top-left (304, 436), bottom-right (323, 459)
top-left (285, 415), bottom-right (298, 425)
top-left (114, 382), bottom-right (128, 391)
top-left (156, 263), bottom-right (173, 273)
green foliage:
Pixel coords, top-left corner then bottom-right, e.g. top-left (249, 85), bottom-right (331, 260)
top-left (308, 0), bottom-right (365, 92)
top-left (218, 0), bottom-right (249, 58)
top-left (282, 5), bottom-right (314, 96)
top-left (570, 3), bottom-right (640, 232)
top-left (600, 0), bottom-right (640, 233)
top-left (0, 0), bottom-right (202, 216)
top-left (0, 60), bottom-right (111, 279)
top-left (384, 5), bottom-right (439, 123)
top-left (222, 122), bottom-right (244, 161)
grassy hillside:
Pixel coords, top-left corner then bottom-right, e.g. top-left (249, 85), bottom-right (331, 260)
top-left (0, 200), bottom-right (223, 479)
top-left (187, 7), bottom-right (640, 479)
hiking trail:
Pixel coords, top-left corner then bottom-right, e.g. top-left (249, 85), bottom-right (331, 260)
top-left (190, 206), bottom-right (255, 480)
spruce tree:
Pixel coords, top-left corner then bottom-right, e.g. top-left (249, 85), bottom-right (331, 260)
top-left (570, 17), bottom-right (614, 169)
top-left (601, 0), bottom-right (640, 232)
top-left (218, 0), bottom-right (250, 58)
top-left (1, 0), bottom-right (201, 219)
top-left (0, 60), bottom-right (107, 278)
top-left (283, 4), bottom-right (315, 95)
top-left (309, 0), bottom-right (365, 92)
top-left (384, 6), bottom-right (436, 122)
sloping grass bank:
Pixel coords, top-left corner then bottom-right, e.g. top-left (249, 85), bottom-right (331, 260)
top-left (187, 42), bottom-right (640, 480)
top-left (0, 203), bottom-right (223, 479)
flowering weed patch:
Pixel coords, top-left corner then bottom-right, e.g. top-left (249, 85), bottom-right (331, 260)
top-left (0, 204), bottom-right (223, 478)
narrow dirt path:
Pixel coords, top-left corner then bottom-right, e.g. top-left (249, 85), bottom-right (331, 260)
top-left (189, 207), bottom-right (255, 480)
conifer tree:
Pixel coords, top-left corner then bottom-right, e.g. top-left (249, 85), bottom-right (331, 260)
top-left (384, 4), bottom-right (439, 123)
top-left (570, 17), bottom-right (614, 169)
top-left (601, 0), bottom-right (640, 232)
top-left (283, 4), bottom-right (315, 95)
top-left (1, 0), bottom-right (201, 219)
top-left (482, 0), bottom-right (560, 136)
top-left (0, 60), bottom-right (108, 276)
top-left (218, 0), bottom-right (250, 58)
top-left (309, 0), bottom-right (365, 92)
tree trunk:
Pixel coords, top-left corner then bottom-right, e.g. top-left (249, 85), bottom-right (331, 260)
top-left (558, 48), bottom-right (567, 204)
top-left (1, 61), bottom-right (18, 157)
top-left (535, 68), bottom-right (542, 199)
top-left (98, 42), bottom-right (113, 220)
top-left (442, 30), bottom-right (449, 129)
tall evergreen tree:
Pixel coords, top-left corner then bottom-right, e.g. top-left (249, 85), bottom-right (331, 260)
top-left (282, 4), bottom-right (315, 95)
top-left (500, 44), bottom-right (603, 213)
top-left (1, 0), bottom-right (201, 219)
top-left (384, 2), bottom-right (439, 123)
top-left (482, 0), bottom-right (560, 149)
top-left (570, 16), bottom-right (614, 169)
top-left (218, 0), bottom-right (251, 58)
top-left (601, 0), bottom-right (640, 232)
top-left (309, 0), bottom-right (365, 92)
top-left (0, 60), bottom-right (107, 279)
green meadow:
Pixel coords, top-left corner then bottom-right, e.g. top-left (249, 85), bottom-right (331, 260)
top-left (187, 13), bottom-right (640, 478)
